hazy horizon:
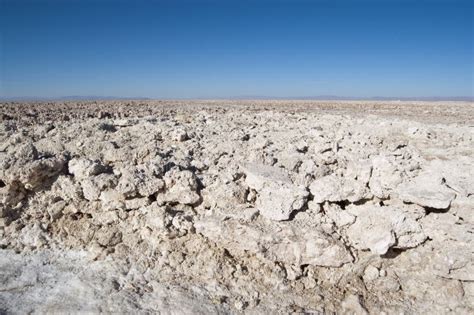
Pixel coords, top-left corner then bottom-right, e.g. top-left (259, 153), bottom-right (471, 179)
top-left (1, 0), bottom-right (473, 98)
top-left (1, 95), bottom-right (473, 102)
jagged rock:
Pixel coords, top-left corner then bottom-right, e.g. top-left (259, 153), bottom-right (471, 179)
top-left (309, 175), bottom-right (345, 203)
top-left (125, 197), bottom-right (150, 210)
top-left (309, 174), bottom-right (371, 204)
top-left (396, 172), bottom-right (455, 209)
top-left (209, 205), bottom-right (259, 222)
top-left (425, 158), bottom-right (474, 197)
top-left (241, 163), bottom-right (309, 221)
top-left (14, 157), bottom-right (66, 190)
top-left (0, 182), bottom-right (26, 210)
top-left (140, 202), bottom-right (168, 231)
top-left (420, 212), bottom-right (473, 281)
top-left (51, 175), bottom-right (83, 201)
top-left (116, 166), bottom-right (164, 198)
top-left (369, 155), bottom-right (403, 199)
top-left (195, 216), bottom-right (352, 267)
top-left (171, 128), bottom-right (188, 142)
top-left (114, 119), bottom-right (135, 127)
top-left (346, 204), bottom-right (426, 255)
top-left (47, 200), bottom-right (66, 221)
top-left (157, 169), bottom-right (200, 205)
top-left (431, 242), bottom-right (474, 281)
top-left (201, 180), bottom-right (247, 209)
top-left (137, 177), bottom-right (165, 197)
top-left (99, 189), bottom-right (125, 211)
top-left (68, 158), bottom-right (106, 179)
top-left (81, 174), bottom-right (117, 201)
top-left (323, 203), bottom-right (356, 227)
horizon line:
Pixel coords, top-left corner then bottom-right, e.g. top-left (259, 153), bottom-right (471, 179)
top-left (1, 95), bottom-right (473, 102)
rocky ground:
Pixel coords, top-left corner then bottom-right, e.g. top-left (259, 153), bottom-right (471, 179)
top-left (0, 100), bottom-right (473, 314)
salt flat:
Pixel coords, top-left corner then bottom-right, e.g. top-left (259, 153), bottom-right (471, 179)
top-left (1, 100), bottom-right (473, 314)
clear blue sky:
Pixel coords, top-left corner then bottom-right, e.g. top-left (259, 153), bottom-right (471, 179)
top-left (1, 0), bottom-right (473, 98)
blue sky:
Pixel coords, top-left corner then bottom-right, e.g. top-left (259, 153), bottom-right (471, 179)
top-left (1, 0), bottom-right (473, 98)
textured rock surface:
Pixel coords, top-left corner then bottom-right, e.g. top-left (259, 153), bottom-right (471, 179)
top-left (0, 100), bottom-right (473, 314)
top-left (241, 163), bottom-right (308, 221)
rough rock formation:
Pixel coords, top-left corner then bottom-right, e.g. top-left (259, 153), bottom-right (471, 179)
top-left (0, 100), bottom-right (473, 314)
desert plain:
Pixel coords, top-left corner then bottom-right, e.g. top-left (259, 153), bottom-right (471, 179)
top-left (0, 100), bottom-right (473, 314)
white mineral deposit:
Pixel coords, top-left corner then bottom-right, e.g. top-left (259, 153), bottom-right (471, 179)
top-left (0, 100), bottom-right (473, 313)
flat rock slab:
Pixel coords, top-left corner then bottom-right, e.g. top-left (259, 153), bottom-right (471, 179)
top-left (396, 173), bottom-right (455, 209)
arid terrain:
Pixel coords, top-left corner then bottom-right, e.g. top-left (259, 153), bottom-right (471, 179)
top-left (0, 100), bottom-right (473, 314)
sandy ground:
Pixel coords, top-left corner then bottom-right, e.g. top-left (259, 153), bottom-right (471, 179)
top-left (1, 100), bottom-right (473, 314)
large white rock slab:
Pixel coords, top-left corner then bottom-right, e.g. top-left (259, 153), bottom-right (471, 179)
top-left (241, 163), bottom-right (308, 221)
top-left (396, 173), bottom-right (455, 209)
top-left (346, 204), bottom-right (426, 255)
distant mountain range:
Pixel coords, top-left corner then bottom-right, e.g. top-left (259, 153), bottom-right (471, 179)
top-left (0, 96), bottom-right (151, 101)
top-left (0, 95), bottom-right (472, 101)
top-left (227, 95), bottom-right (474, 101)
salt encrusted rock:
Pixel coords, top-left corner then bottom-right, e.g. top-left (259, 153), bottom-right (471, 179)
top-left (139, 202), bottom-right (168, 232)
top-left (195, 216), bottom-right (352, 267)
top-left (124, 197), bottom-right (150, 210)
top-left (323, 203), bottom-right (356, 227)
top-left (341, 294), bottom-right (368, 315)
top-left (431, 243), bottom-right (474, 281)
top-left (116, 166), bottom-right (165, 198)
top-left (425, 157), bottom-right (474, 197)
top-left (369, 155), bottom-right (403, 199)
top-left (309, 175), bottom-right (371, 204)
top-left (241, 163), bottom-right (309, 221)
top-left (420, 212), bottom-right (473, 281)
top-left (171, 128), bottom-right (189, 142)
top-left (47, 200), bottom-right (66, 221)
top-left (309, 175), bottom-right (344, 203)
top-left (99, 189), bottom-right (125, 211)
top-left (81, 174), bottom-right (117, 201)
top-left (14, 157), bottom-right (66, 190)
top-left (157, 169), bottom-right (200, 205)
top-left (18, 223), bottom-right (49, 248)
top-left (346, 204), bottom-right (426, 255)
top-left (137, 177), bottom-right (165, 197)
top-left (241, 163), bottom-right (290, 190)
top-left (0, 182), bottom-right (26, 211)
top-left (201, 180), bottom-right (247, 209)
top-left (396, 172), bottom-right (455, 209)
top-left (347, 214), bottom-right (396, 255)
top-left (68, 158), bottom-right (106, 179)
top-left (13, 142), bottom-right (38, 162)
top-left (51, 175), bottom-right (83, 202)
